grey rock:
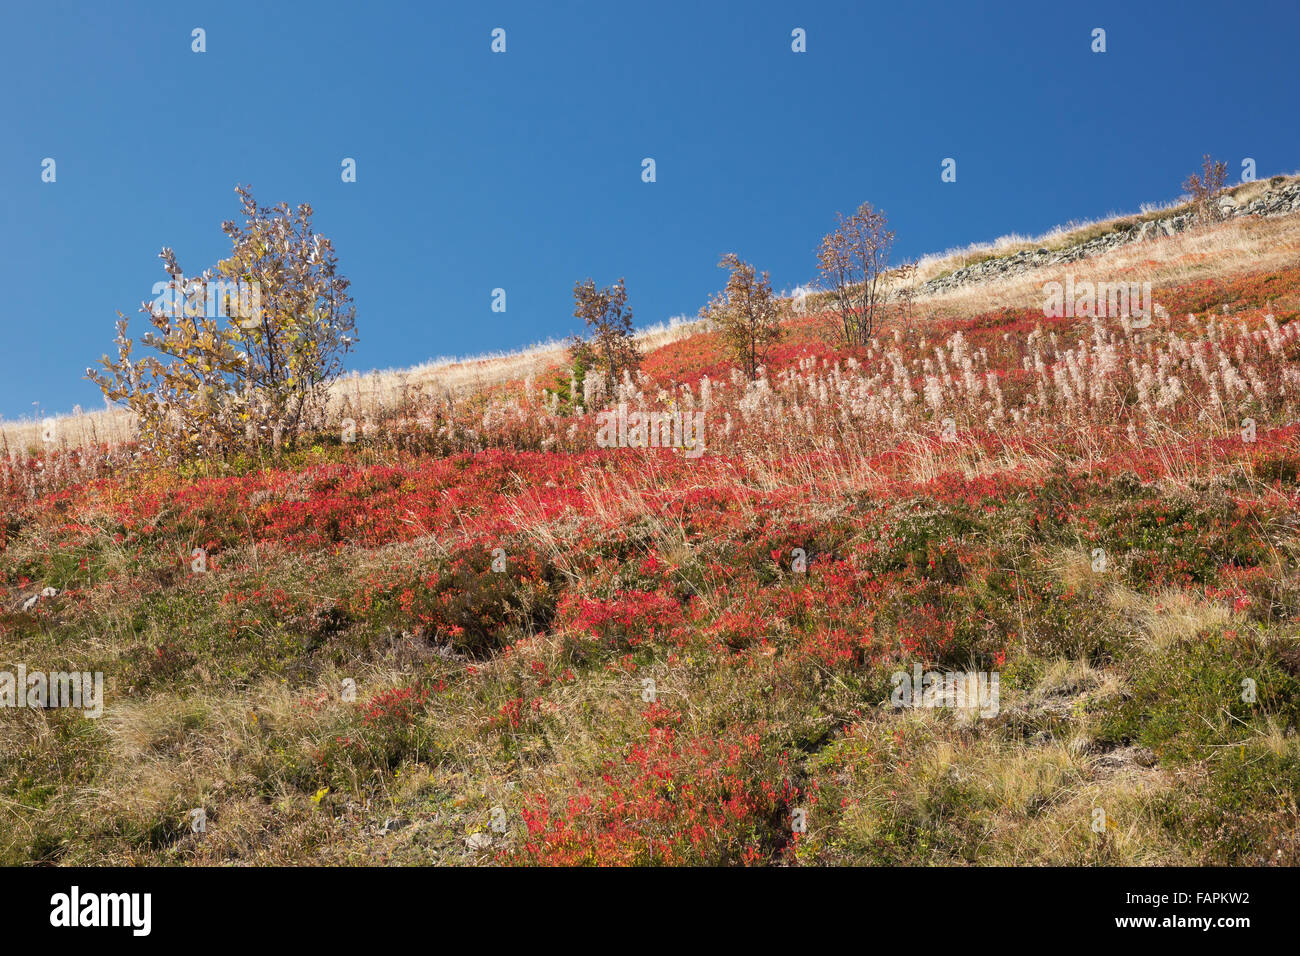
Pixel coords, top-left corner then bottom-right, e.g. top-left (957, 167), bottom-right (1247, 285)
top-left (915, 179), bottom-right (1299, 301)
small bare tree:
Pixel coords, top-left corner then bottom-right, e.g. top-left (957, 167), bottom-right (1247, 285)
top-left (569, 277), bottom-right (640, 384)
top-left (1182, 154), bottom-right (1229, 224)
top-left (816, 202), bottom-right (894, 346)
top-left (890, 261), bottom-right (920, 327)
top-left (700, 253), bottom-right (782, 379)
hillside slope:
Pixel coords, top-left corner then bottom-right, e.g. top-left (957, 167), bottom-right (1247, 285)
top-left (6, 176), bottom-right (1298, 453)
top-left (3, 204), bottom-right (1300, 866)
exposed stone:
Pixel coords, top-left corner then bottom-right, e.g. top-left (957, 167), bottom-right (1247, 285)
top-left (917, 180), bottom-right (1300, 299)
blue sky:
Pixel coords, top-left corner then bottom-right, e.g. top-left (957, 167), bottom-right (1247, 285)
top-left (2, 0), bottom-right (1298, 420)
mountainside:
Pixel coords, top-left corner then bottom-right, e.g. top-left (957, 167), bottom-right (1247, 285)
top-left (4, 199), bottom-right (1300, 866)
top-left (917, 176), bottom-right (1300, 297)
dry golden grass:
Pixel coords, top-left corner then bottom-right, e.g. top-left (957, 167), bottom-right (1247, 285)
top-left (909, 211), bottom-right (1300, 320)
top-left (908, 173), bottom-right (1299, 284)
top-left (832, 703), bottom-right (1181, 865)
top-left (1106, 586), bottom-right (1238, 652)
top-left (1, 317), bottom-right (709, 454)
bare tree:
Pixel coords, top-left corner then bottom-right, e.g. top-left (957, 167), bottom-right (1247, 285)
top-left (569, 277), bottom-right (640, 384)
top-left (700, 253), bottom-right (782, 379)
top-left (816, 202), bottom-right (894, 346)
top-left (1182, 154), bottom-right (1229, 225)
top-left (892, 261), bottom-right (919, 327)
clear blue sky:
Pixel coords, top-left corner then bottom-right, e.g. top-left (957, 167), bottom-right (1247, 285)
top-left (2, 0), bottom-right (1297, 420)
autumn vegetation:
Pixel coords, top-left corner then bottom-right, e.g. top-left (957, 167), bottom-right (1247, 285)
top-left (3, 175), bottom-right (1300, 866)
top-left (1183, 154), bottom-right (1230, 225)
top-left (88, 186), bottom-right (358, 460)
top-left (700, 253), bottom-right (783, 379)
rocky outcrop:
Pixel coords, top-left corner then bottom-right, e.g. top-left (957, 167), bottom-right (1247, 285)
top-left (918, 179), bottom-right (1300, 298)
